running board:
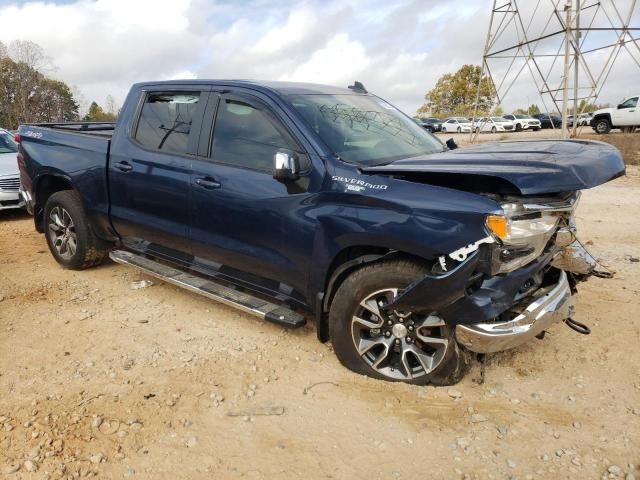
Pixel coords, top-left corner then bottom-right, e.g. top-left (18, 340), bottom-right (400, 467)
top-left (109, 250), bottom-right (306, 328)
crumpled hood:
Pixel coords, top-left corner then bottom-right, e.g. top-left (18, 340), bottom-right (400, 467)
top-left (0, 152), bottom-right (19, 177)
top-left (362, 139), bottom-right (625, 195)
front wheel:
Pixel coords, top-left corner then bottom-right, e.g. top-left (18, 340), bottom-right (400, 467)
top-left (456, 126), bottom-right (461, 133)
top-left (44, 190), bottom-right (111, 270)
top-left (329, 259), bottom-right (470, 385)
top-left (594, 118), bottom-right (611, 134)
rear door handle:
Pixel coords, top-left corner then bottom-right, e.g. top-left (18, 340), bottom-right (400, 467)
top-left (113, 161), bottom-right (132, 172)
top-left (195, 177), bottom-right (221, 189)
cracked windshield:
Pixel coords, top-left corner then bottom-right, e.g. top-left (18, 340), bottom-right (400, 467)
top-left (289, 94), bottom-right (444, 166)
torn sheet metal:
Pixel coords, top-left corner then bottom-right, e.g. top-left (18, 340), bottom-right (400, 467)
top-left (439, 235), bottom-right (495, 271)
top-left (550, 240), bottom-right (598, 275)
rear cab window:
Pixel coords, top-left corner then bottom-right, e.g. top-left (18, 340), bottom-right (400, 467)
top-left (134, 91), bottom-right (203, 155)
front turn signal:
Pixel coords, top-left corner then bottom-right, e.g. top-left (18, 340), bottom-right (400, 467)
top-left (486, 215), bottom-right (508, 240)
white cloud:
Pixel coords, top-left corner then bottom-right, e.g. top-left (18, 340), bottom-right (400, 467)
top-left (284, 33), bottom-right (370, 85)
top-left (0, 0), bottom-right (638, 116)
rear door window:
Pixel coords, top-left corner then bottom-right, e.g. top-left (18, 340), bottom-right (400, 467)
top-left (134, 92), bottom-right (203, 155)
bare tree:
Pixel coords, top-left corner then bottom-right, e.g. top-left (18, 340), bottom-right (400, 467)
top-left (71, 85), bottom-right (89, 118)
top-left (8, 40), bottom-right (53, 73)
top-left (105, 94), bottom-right (118, 117)
top-left (0, 41), bottom-right (7, 59)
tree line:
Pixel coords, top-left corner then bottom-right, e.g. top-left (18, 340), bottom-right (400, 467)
top-left (0, 40), bottom-right (117, 130)
top-left (416, 64), bottom-right (609, 118)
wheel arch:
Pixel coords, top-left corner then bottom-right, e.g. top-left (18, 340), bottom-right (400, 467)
top-left (314, 245), bottom-right (432, 342)
top-left (591, 112), bottom-right (612, 129)
top-left (33, 173), bottom-right (74, 233)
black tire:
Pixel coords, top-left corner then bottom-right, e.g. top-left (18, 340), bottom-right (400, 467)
top-left (533, 127), bottom-right (540, 131)
top-left (594, 118), bottom-right (611, 134)
top-left (329, 259), bottom-right (470, 385)
top-left (442, 127), bottom-right (446, 133)
top-left (456, 126), bottom-right (461, 133)
top-left (515, 123), bottom-right (522, 132)
top-left (491, 126), bottom-right (497, 133)
top-left (44, 190), bottom-right (111, 270)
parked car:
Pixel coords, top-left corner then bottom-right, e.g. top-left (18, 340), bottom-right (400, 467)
top-left (17, 80), bottom-right (625, 385)
top-left (503, 114), bottom-right (542, 131)
top-left (591, 96), bottom-right (639, 133)
top-left (0, 128), bottom-right (22, 211)
top-left (415, 117), bottom-right (442, 132)
top-left (441, 117), bottom-right (472, 133)
top-left (472, 116), bottom-right (515, 133)
top-left (532, 113), bottom-right (562, 129)
top-left (569, 113), bottom-right (592, 127)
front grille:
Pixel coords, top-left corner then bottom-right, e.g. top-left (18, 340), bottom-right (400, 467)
top-left (504, 125), bottom-right (514, 130)
top-left (0, 177), bottom-right (20, 191)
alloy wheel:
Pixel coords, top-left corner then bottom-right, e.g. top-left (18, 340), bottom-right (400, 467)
top-left (351, 288), bottom-right (449, 380)
top-left (48, 206), bottom-right (77, 259)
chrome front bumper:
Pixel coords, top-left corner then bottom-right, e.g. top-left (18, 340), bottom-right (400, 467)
top-left (455, 271), bottom-right (574, 353)
top-left (0, 189), bottom-right (22, 210)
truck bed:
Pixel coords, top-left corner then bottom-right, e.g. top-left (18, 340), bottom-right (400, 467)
top-left (25, 122), bottom-right (116, 139)
top-left (17, 122), bottom-right (115, 238)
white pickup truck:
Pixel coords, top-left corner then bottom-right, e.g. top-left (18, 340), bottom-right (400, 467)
top-left (591, 95), bottom-right (639, 134)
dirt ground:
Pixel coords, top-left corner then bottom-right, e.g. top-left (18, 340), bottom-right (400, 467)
top-left (1, 159), bottom-right (639, 479)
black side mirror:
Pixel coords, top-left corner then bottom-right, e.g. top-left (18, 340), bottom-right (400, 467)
top-left (273, 150), bottom-right (300, 181)
top-left (617, 104), bottom-right (623, 109)
top-left (446, 138), bottom-right (458, 150)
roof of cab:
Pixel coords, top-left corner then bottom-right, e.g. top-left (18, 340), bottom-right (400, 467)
top-left (131, 79), bottom-right (362, 96)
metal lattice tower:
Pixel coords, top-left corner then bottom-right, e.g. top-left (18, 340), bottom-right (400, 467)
top-left (475, 0), bottom-right (640, 138)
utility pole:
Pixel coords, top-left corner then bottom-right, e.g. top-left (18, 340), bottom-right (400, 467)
top-left (572, 0), bottom-right (581, 136)
top-left (561, 1), bottom-right (572, 139)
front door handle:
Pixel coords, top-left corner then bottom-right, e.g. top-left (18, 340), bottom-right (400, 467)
top-left (113, 161), bottom-right (132, 172)
top-left (195, 177), bottom-right (221, 189)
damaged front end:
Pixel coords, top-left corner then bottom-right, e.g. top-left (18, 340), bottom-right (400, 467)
top-left (390, 192), bottom-right (606, 354)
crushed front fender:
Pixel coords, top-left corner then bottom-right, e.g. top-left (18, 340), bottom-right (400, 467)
top-left (390, 247), bottom-right (559, 326)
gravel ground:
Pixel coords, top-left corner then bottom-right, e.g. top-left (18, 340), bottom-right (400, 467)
top-left (1, 164), bottom-right (639, 479)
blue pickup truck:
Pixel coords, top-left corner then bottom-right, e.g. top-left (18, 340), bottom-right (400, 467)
top-left (16, 80), bottom-right (624, 385)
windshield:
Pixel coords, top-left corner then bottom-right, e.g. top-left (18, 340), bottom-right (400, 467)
top-left (287, 94), bottom-right (445, 166)
top-left (0, 131), bottom-right (17, 154)
top-left (491, 117), bottom-right (505, 122)
top-left (515, 115), bottom-right (528, 119)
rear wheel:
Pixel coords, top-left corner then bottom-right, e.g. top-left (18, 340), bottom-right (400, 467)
top-left (329, 259), bottom-right (470, 385)
top-left (491, 126), bottom-right (497, 133)
top-left (594, 118), bottom-right (611, 134)
top-left (457, 126), bottom-right (461, 133)
top-left (44, 191), bottom-right (111, 270)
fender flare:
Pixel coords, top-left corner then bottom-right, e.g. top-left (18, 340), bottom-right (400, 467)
top-left (591, 112), bottom-right (612, 127)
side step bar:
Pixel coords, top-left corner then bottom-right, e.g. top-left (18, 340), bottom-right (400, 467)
top-left (109, 250), bottom-right (306, 328)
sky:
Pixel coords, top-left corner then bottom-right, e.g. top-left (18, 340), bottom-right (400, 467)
top-left (0, 0), bottom-right (638, 116)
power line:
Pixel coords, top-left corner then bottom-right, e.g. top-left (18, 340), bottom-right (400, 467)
top-left (472, 0), bottom-right (639, 140)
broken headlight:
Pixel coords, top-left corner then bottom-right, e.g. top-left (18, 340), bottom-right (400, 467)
top-left (486, 202), bottom-right (559, 273)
